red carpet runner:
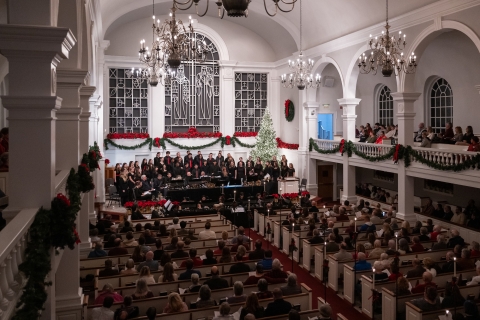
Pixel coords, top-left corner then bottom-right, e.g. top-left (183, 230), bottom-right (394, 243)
top-left (246, 228), bottom-right (369, 320)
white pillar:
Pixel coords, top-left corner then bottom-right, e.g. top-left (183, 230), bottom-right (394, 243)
top-left (150, 84), bottom-right (165, 142)
top-left (476, 85), bottom-right (480, 95)
top-left (0, 25), bottom-right (75, 220)
top-left (218, 61), bottom-right (235, 135)
top-left (305, 101), bottom-right (320, 195)
top-left (55, 69), bottom-right (88, 170)
top-left (337, 98), bottom-right (361, 203)
top-left (91, 95), bottom-right (106, 204)
top-left (392, 92), bottom-right (421, 223)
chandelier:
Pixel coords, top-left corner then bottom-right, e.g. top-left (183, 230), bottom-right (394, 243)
top-left (281, 0), bottom-right (320, 90)
top-left (172, 0), bottom-right (298, 18)
top-left (358, 0), bottom-right (417, 77)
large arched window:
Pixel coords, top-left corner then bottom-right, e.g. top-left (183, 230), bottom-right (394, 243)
top-left (429, 78), bottom-right (453, 133)
top-left (377, 85), bottom-right (393, 125)
top-left (164, 33), bottom-right (220, 133)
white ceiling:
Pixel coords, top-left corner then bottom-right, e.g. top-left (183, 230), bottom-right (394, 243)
top-left (100, 0), bottom-right (440, 58)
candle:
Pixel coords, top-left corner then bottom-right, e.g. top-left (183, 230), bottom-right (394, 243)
top-left (324, 241), bottom-right (327, 260)
top-left (446, 310), bottom-right (450, 320)
top-left (268, 209), bottom-right (270, 218)
top-left (372, 268), bottom-right (376, 289)
top-left (454, 257), bottom-right (457, 277)
top-left (354, 217), bottom-right (357, 230)
top-left (395, 234), bottom-right (398, 251)
top-left (248, 200), bottom-right (250, 211)
top-left (234, 189), bottom-right (236, 201)
top-left (263, 181), bottom-right (266, 192)
top-left (323, 205), bottom-right (326, 209)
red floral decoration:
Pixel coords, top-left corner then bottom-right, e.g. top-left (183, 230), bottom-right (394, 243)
top-left (163, 127), bottom-right (223, 139)
top-left (271, 194), bottom-right (279, 199)
top-left (339, 139), bottom-right (345, 154)
top-left (56, 193), bottom-right (71, 207)
top-left (105, 159), bottom-right (110, 165)
top-left (301, 191), bottom-right (310, 197)
top-left (276, 138), bottom-right (299, 150)
top-left (225, 135), bottom-right (231, 145)
top-left (234, 132), bottom-right (258, 137)
top-left (73, 227), bottom-right (81, 244)
top-left (124, 202), bottom-right (134, 209)
top-left (172, 201), bottom-right (181, 207)
top-left (107, 133), bottom-right (150, 139)
top-left (158, 199), bottom-right (167, 207)
top-left (80, 163), bottom-right (90, 173)
top-left (282, 192), bottom-right (299, 199)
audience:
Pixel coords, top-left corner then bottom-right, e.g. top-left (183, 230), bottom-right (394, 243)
top-left (258, 250), bottom-right (273, 270)
top-left (265, 259), bottom-right (288, 279)
top-left (108, 239), bottom-right (129, 256)
top-left (256, 278), bottom-right (273, 299)
top-left (203, 249), bottom-right (218, 265)
top-left (281, 274), bottom-right (302, 296)
top-left (89, 243), bottom-right (108, 258)
top-left (213, 302), bottom-right (234, 320)
top-left (240, 293), bottom-right (265, 320)
top-left (186, 273), bottom-right (202, 293)
top-left (264, 288), bottom-right (292, 317)
top-left (199, 222), bottom-right (217, 240)
top-left (249, 240), bottom-right (265, 260)
top-left (204, 266), bottom-right (229, 290)
top-left (163, 292), bottom-right (188, 313)
top-left (227, 281), bottom-right (247, 304)
top-left (411, 272), bottom-right (437, 294)
top-left (179, 259), bottom-right (202, 280)
top-left (158, 262), bottom-right (178, 282)
top-left (113, 296), bottom-right (139, 319)
top-left (137, 266), bottom-right (156, 285)
top-left (94, 284), bottom-right (124, 305)
top-left (136, 251), bottom-right (159, 272)
top-left (171, 241), bottom-right (189, 258)
top-left (99, 259), bottom-right (119, 277)
top-left (411, 287), bottom-right (441, 311)
top-left (180, 248), bottom-right (203, 267)
top-left (132, 279), bottom-right (154, 300)
top-left (354, 252), bottom-right (371, 271)
top-left (91, 296), bottom-right (115, 319)
top-left (196, 285), bottom-right (217, 309)
top-left (318, 304), bottom-right (332, 320)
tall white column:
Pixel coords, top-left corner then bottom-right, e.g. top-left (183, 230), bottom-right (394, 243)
top-left (218, 61), bottom-right (235, 135)
top-left (150, 84), bottom-right (165, 143)
top-left (476, 85), bottom-right (480, 95)
top-left (91, 95), bottom-right (106, 204)
top-left (392, 92), bottom-right (421, 223)
top-left (338, 98), bottom-right (361, 203)
top-left (305, 101), bottom-right (320, 195)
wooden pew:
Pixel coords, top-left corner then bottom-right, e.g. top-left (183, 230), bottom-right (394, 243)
top-left (86, 283), bottom-right (312, 319)
top-left (405, 300), bottom-right (480, 320)
top-left (383, 283), bottom-right (480, 320)
top-left (361, 269), bottom-right (478, 318)
top-left (301, 239), bottom-right (323, 272)
top-left (131, 214), bottom-right (221, 224)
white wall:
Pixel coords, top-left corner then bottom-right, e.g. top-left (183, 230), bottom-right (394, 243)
top-left (412, 30), bottom-right (480, 127)
top-left (316, 64), bottom-right (344, 136)
top-left (105, 15), bottom-right (278, 62)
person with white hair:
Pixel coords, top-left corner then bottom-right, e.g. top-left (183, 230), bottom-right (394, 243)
top-left (280, 274), bottom-right (302, 296)
top-left (318, 304), bottom-right (332, 320)
top-left (373, 261), bottom-right (388, 281)
top-left (430, 225), bottom-right (442, 241)
top-left (264, 259), bottom-right (288, 279)
top-left (470, 241), bottom-right (480, 257)
top-left (368, 240), bottom-right (384, 259)
top-left (227, 282), bottom-right (247, 304)
top-left (447, 229), bottom-right (465, 248)
top-left (354, 252), bottom-right (372, 271)
top-left (186, 273), bottom-right (201, 293)
top-left (379, 253), bottom-right (391, 269)
top-left (385, 239), bottom-right (396, 255)
top-left (432, 234), bottom-right (447, 250)
top-left (466, 265), bottom-right (480, 286)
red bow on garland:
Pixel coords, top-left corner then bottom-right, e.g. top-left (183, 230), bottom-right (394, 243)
top-left (154, 137), bottom-right (161, 148)
top-left (339, 139), bottom-right (345, 154)
top-left (225, 135), bottom-right (231, 145)
top-left (393, 144), bottom-right (401, 163)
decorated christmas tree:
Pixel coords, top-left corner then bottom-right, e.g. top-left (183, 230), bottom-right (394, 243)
top-left (250, 108), bottom-right (278, 164)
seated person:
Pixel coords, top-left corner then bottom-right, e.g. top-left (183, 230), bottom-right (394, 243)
top-left (411, 272), bottom-right (437, 294)
top-left (372, 261), bottom-right (388, 282)
top-left (410, 236), bottom-right (425, 253)
top-left (180, 248), bottom-right (203, 267)
top-left (227, 281), bottom-right (247, 304)
top-left (308, 229), bottom-right (324, 244)
top-left (108, 239), bottom-right (128, 256)
top-left (131, 279), bottom-right (154, 300)
top-left (256, 278), bottom-right (273, 299)
top-left (240, 293), bottom-right (265, 320)
top-left (354, 252), bottom-right (372, 271)
top-left (203, 266), bottom-right (229, 290)
top-left (411, 287), bottom-right (442, 311)
top-left (94, 283), bottom-right (124, 305)
top-left (171, 241), bottom-right (189, 259)
top-left (229, 253), bottom-right (251, 274)
top-left (114, 296), bottom-right (139, 319)
top-left (265, 259), bottom-right (288, 279)
top-left (163, 292), bottom-right (188, 313)
top-left (264, 288), bottom-right (293, 317)
top-left (196, 285), bottom-right (217, 309)
top-left (91, 296), bottom-right (114, 319)
top-left (179, 259), bottom-right (202, 280)
top-left (186, 273), bottom-right (202, 293)
top-left (213, 302), bottom-right (235, 320)
top-left (198, 222), bottom-right (217, 240)
top-left (248, 240), bottom-right (265, 260)
top-left (136, 251), bottom-right (159, 272)
top-left (280, 274), bottom-right (302, 296)
top-left (88, 243), bottom-right (108, 258)
top-left (99, 259), bottom-right (119, 277)
top-left (457, 248), bottom-right (475, 271)
top-left (258, 250), bottom-right (273, 270)
top-left (202, 249), bottom-right (218, 265)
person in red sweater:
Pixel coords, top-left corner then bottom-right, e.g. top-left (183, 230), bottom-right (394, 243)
top-left (467, 136), bottom-right (480, 152)
top-left (410, 236), bottom-right (425, 253)
top-left (430, 225), bottom-right (441, 242)
top-left (411, 272), bottom-right (437, 294)
top-left (180, 248), bottom-right (203, 267)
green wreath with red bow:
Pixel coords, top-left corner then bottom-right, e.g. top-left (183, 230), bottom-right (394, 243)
top-left (284, 99), bottom-right (295, 122)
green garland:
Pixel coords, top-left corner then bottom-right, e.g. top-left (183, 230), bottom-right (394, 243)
top-left (309, 138), bottom-right (341, 154)
top-left (162, 137), bottom-right (224, 150)
top-left (104, 138), bottom-right (153, 151)
top-left (285, 100), bottom-right (295, 122)
top-left (232, 136), bottom-right (256, 148)
top-left (346, 140), bottom-right (401, 162)
top-left (403, 145), bottom-right (480, 171)
top-left (13, 145), bottom-right (99, 319)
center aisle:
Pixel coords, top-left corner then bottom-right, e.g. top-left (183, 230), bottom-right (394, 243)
top-left (246, 228), bottom-right (369, 320)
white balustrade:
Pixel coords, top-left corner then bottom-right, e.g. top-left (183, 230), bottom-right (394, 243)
top-left (411, 147), bottom-right (477, 167)
top-left (312, 139), bottom-right (341, 151)
top-left (55, 169), bottom-right (71, 195)
top-left (0, 208), bottom-right (38, 319)
top-left (351, 142), bottom-right (395, 158)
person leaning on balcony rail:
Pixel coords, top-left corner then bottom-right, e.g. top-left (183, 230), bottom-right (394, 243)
top-left (467, 136), bottom-right (480, 151)
top-left (420, 131), bottom-right (432, 148)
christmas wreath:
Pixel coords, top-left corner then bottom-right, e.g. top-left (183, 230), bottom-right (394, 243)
top-left (284, 99), bottom-right (295, 122)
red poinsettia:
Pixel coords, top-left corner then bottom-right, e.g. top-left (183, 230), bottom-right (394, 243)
top-left (56, 193), bottom-right (70, 206)
top-left (234, 132), bottom-right (258, 137)
top-left (80, 163), bottom-right (90, 172)
top-left (124, 202), bottom-right (134, 209)
top-left (107, 133), bottom-right (150, 139)
top-left (301, 191), bottom-right (310, 197)
top-left (172, 201), bottom-right (181, 207)
top-left (276, 137), bottom-right (299, 150)
top-left (282, 193), bottom-right (299, 199)
top-left (163, 127), bottom-right (223, 139)
top-left (158, 199), bottom-right (167, 207)
top-left (105, 159), bottom-right (110, 165)
top-left (271, 194), bottom-right (279, 199)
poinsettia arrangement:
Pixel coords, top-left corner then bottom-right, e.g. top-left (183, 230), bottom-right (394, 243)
top-left (271, 194), bottom-right (279, 199)
top-left (105, 159), bottom-right (110, 165)
top-left (107, 133), bottom-right (150, 139)
top-left (301, 191), bottom-right (310, 197)
top-left (163, 127), bottom-right (223, 139)
top-left (282, 193), bottom-right (299, 199)
top-left (276, 137), bottom-right (299, 150)
top-left (234, 132), bottom-right (258, 137)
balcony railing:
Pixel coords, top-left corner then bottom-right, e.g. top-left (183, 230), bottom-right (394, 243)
top-left (351, 142), bottom-right (395, 158)
top-left (411, 147), bottom-right (477, 167)
top-left (311, 139), bottom-right (341, 152)
top-left (0, 208), bottom-right (37, 318)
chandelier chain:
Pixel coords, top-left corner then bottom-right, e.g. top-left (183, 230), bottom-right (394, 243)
top-left (300, 0), bottom-right (302, 53)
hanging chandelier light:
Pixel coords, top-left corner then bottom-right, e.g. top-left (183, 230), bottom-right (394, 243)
top-left (172, 0), bottom-right (297, 18)
top-left (358, 0), bottom-right (417, 77)
top-left (281, 0), bottom-right (320, 90)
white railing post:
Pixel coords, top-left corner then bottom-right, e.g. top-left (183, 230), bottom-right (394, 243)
top-left (0, 264), bottom-right (14, 300)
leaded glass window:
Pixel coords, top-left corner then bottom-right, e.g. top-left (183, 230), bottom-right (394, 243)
top-left (108, 68), bottom-right (149, 133)
top-left (164, 33), bottom-right (220, 133)
top-left (234, 73), bottom-right (268, 132)
top-left (430, 78), bottom-right (453, 133)
top-left (378, 85), bottom-right (393, 126)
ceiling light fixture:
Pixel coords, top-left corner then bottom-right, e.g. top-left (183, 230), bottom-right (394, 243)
top-left (358, 0), bottom-right (417, 77)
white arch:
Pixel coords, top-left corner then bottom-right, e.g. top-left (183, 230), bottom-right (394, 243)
top-left (191, 22), bottom-right (230, 61)
top-left (344, 44), bottom-right (401, 98)
top-left (306, 56), bottom-right (345, 102)
top-left (402, 20), bottom-right (480, 92)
